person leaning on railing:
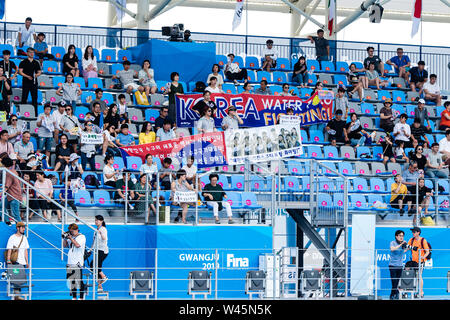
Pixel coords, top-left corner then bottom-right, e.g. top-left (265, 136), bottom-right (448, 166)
top-left (2, 156), bottom-right (23, 224)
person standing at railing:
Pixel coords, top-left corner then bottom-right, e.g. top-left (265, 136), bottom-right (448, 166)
top-left (33, 170), bottom-right (58, 222)
top-left (18, 47), bottom-right (41, 112)
top-left (63, 223), bottom-right (87, 300)
top-left (406, 227), bottom-right (430, 299)
top-left (36, 103), bottom-right (56, 160)
top-left (307, 29), bottom-right (330, 69)
top-left (2, 156), bottom-right (23, 225)
top-left (134, 174), bottom-right (156, 220)
top-left (16, 17), bottom-right (37, 50)
top-left (90, 215), bottom-right (109, 292)
top-left (389, 230), bottom-right (407, 300)
top-left (5, 221), bottom-right (29, 300)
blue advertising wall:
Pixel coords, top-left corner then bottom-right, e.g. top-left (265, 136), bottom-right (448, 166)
top-left (0, 224), bottom-right (272, 300)
top-left (127, 39), bottom-right (216, 84)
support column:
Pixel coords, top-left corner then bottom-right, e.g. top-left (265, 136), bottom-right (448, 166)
top-left (107, 2), bottom-right (120, 48)
top-left (137, 0), bottom-right (150, 44)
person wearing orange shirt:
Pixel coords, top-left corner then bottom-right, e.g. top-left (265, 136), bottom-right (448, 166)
top-left (406, 227), bottom-right (430, 298)
top-left (438, 101), bottom-right (450, 131)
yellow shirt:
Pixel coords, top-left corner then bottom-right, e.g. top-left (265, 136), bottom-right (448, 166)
top-left (390, 182), bottom-right (407, 202)
top-left (139, 132), bottom-right (156, 145)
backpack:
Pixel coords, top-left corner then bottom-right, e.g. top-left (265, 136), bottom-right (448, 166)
top-left (135, 90), bottom-right (149, 105)
top-left (409, 237), bottom-right (432, 260)
top-left (84, 174), bottom-right (100, 188)
top-left (194, 81), bottom-right (206, 93)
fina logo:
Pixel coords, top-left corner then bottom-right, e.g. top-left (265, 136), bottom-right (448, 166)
top-left (226, 254), bottom-right (249, 268)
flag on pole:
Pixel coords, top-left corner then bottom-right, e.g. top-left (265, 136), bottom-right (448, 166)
top-left (411, 0), bottom-right (422, 38)
top-left (232, 0), bottom-right (244, 31)
top-left (327, 0), bottom-right (336, 36)
top-left (115, 0), bottom-right (127, 23)
top-left (0, 0), bottom-right (5, 20)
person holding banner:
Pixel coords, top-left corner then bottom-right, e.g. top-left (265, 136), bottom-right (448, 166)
top-left (279, 83), bottom-right (294, 97)
top-left (171, 169), bottom-right (196, 224)
top-left (221, 106), bottom-right (243, 131)
top-left (139, 122), bottom-right (156, 145)
top-left (224, 53), bottom-right (248, 85)
top-left (197, 107), bottom-right (216, 134)
top-left (202, 173), bottom-right (234, 224)
top-left (192, 91), bottom-right (217, 116)
top-left (80, 120), bottom-right (99, 171)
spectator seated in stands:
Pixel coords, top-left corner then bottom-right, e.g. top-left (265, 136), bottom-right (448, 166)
top-left (394, 141), bottom-right (409, 162)
top-left (103, 154), bottom-right (119, 188)
top-left (307, 29), bottom-right (330, 67)
top-left (33, 170), bottom-right (60, 222)
top-left (346, 112), bottom-right (374, 148)
top-left (390, 173), bottom-right (407, 215)
top-left (89, 88), bottom-right (108, 113)
top-left (409, 60), bottom-right (427, 94)
top-left (422, 74), bottom-right (442, 106)
top-left (59, 104), bottom-right (81, 153)
top-left (393, 114), bottom-right (412, 148)
top-left (37, 103), bottom-right (56, 159)
top-left (117, 94), bottom-right (131, 123)
top-left (116, 124), bottom-right (135, 147)
top-left (156, 119), bottom-right (176, 142)
top-left (386, 48), bottom-right (411, 86)
top-left (139, 121), bottom-right (156, 145)
top-left (7, 115), bottom-right (21, 145)
top-left (409, 145), bottom-right (427, 171)
top-left (62, 44), bottom-right (80, 77)
top-left (334, 87), bottom-right (348, 114)
top-left (202, 173), bottom-right (234, 224)
top-left (425, 142), bottom-right (448, 179)
top-left (82, 45), bottom-right (98, 86)
top-left (402, 160), bottom-right (423, 216)
top-left (417, 178), bottom-right (433, 218)
top-left (134, 173), bottom-right (156, 219)
top-left (325, 109), bottom-right (349, 146)
top-left (33, 32), bottom-right (54, 66)
top-left (254, 79), bottom-right (272, 95)
top-left (439, 101), bottom-right (450, 131)
top-left (414, 99), bottom-right (431, 133)
top-left (79, 120), bottom-right (98, 171)
top-left (56, 73), bottom-right (82, 108)
top-left (87, 108), bottom-right (103, 133)
top-left (114, 170), bottom-right (136, 210)
top-left (112, 60), bottom-right (142, 94)
top-left (379, 98), bottom-right (395, 133)
top-left (241, 81), bottom-right (253, 94)
top-left (279, 83), bottom-right (294, 96)
top-left (138, 59), bottom-right (157, 96)
top-left (102, 124), bottom-right (120, 157)
top-left (348, 62), bottom-right (367, 93)
top-left (104, 103), bottom-right (121, 134)
top-left (292, 56), bottom-right (308, 87)
top-left (261, 39), bottom-right (278, 72)
top-left (377, 133), bottom-right (395, 165)
top-left (365, 62), bottom-right (388, 90)
top-left (207, 64), bottom-right (224, 91)
top-left (181, 156), bottom-right (197, 186)
top-left (140, 154), bottom-right (158, 176)
top-left (410, 118), bottom-right (430, 148)
top-left (171, 169), bottom-right (195, 224)
top-left (364, 46), bottom-right (384, 76)
top-left (196, 106), bottom-right (216, 134)
top-left (14, 131), bottom-right (34, 170)
top-left (192, 91), bottom-right (217, 116)
top-left (53, 134), bottom-right (72, 172)
top-left (205, 76), bottom-right (223, 94)
top-left (159, 157), bottom-right (175, 190)
top-left (224, 53), bottom-right (248, 85)
top-left (439, 128), bottom-right (450, 158)
top-left (155, 106), bottom-right (174, 131)
top-left (67, 153), bottom-right (84, 182)
top-left (221, 105), bottom-right (243, 131)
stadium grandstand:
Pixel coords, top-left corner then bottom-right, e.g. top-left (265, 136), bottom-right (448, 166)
top-left (0, 0), bottom-right (449, 303)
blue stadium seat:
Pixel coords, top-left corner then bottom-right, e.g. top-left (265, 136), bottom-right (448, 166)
top-left (246, 70), bottom-right (257, 83)
top-left (117, 49), bottom-right (133, 63)
top-left (225, 192), bottom-right (243, 209)
top-left (372, 146), bottom-right (384, 161)
top-left (392, 90), bottom-right (407, 104)
top-left (241, 192), bottom-right (262, 209)
top-left (335, 61), bottom-right (349, 74)
top-left (349, 194), bottom-right (370, 210)
top-left (356, 146), bottom-right (373, 160)
top-left (111, 63), bottom-right (124, 76)
top-left (351, 61), bottom-right (364, 70)
top-left (306, 60), bottom-right (320, 72)
top-left (300, 88), bottom-right (313, 99)
top-left (222, 83), bottom-right (236, 94)
top-left (272, 71), bottom-right (287, 84)
top-left (306, 146), bottom-right (325, 160)
top-left (367, 194), bottom-right (387, 211)
top-left (319, 177), bottom-right (334, 192)
top-left (333, 193), bottom-right (345, 210)
top-left (271, 85), bottom-right (282, 95)
top-left (51, 76), bottom-right (65, 89)
top-left (333, 74), bottom-right (348, 87)
top-left (245, 56), bottom-right (260, 70)
top-left (352, 177), bottom-right (368, 193)
top-left (323, 146), bottom-right (342, 160)
top-left (81, 91), bottom-right (95, 105)
top-left (406, 105), bottom-right (416, 118)
top-left (283, 176), bottom-right (300, 192)
top-left (51, 46), bottom-right (65, 60)
top-left (43, 61), bottom-right (62, 74)
top-left (145, 109), bottom-right (159, 123)
top-left (287, 160), bottom-right (303, 175)
top-left (93, 190), bottom-right (112, 207)
top-left (391, 104), bottom-right (405, 117)
top-left (113, 157), bottom-right (125, 170)
top-left (217, 175), bottom-right (230, 190)
top-left (320, 61), bottom-right (335, 73)
top-left (360, 103), bottom-right (376, 116)
top-left (377, 90), bottom-right (391, 102)
top-left (318, 194), bottom-right (333, 209)
top-left (216, 55), bottom-right (227, 68)
top-left (338, 162), bottom-right (356, 176)
top-left (102, 92), bottom-right (114, 105)
top-left (370, 178), bottom-right (386, 193)
top-left (230, 175), bottom-right (245, 191)
top-left (257, 71), bottom-right (271, 82)
top-left (250, 175), bottom-right (265, 192)
top-left (274, 58), bottom-right (290, 71)
top-left (383, 63), bottom-right (396, 76)
top-left (306, 74), bottom-right (317, 86)
top-left (100, 48), bottom-right (117, 62)
top-left (74, 77), bottom-right (87, 90)
top-left (126, 156), bottom-right (142, 172)
top-left (234, 56), bottom-right (245, 68)
top-left (75, 190), bottom-right (92, 207)
top-left (75, 106), bottom-right (89, 121)
top-left (88, 77), bottom-right (104, 90)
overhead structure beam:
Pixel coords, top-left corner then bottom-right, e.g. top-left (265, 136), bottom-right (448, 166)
top-left (440, 0), bottom-right (450, 8)
top-left (295, 0), bottom-right (321, 35)
top-left (106, 0), bottom-right (137, 19)
top-left (335, 0), bottom-right (378, 33)
top-left (153, 0), bottom-right (190, 18)
top-left (146, 0), bottom-right (174, 21)
top-left (279, 0), bottom-right (325, 29)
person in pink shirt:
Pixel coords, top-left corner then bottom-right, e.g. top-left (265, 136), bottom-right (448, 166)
top-left (0, 130), bottom-right (14, 157)
top-left (32, 170), bottom-right (61, 222)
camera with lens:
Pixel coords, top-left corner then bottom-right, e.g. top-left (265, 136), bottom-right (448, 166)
top-left (401, 243), bottom-right (418, 251)
top-left (62, 231), bottom-right (71, 239)
top-left (162, 23), bottom-right (185, 41)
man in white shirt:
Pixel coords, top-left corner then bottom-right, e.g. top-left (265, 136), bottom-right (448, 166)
top-left (181, 156), bottom-right (197, 185)
top-left (393, 113), bottom-right (412, 147)
top-left (63, 223), bottom-right (87, 300)
top-left (423, 74), bottom-right (442, 106)
top-left (51, 101), bottom-right (67, 141)
top-left (439, 129), bottom-right (450, 158)
top-left (6, 222), bottom-right (29, 300)
top-left (261, 39), bottom-right (278, 72)
top-left (224, 53), bottom-right (248, 85)
top-left (221, 106), bottom-right (243, 131)
top-left (16, 17), bottom-right (37, 48)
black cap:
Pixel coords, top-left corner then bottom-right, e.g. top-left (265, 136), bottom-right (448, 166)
top-left (410, 227), bottom-right (421, 233)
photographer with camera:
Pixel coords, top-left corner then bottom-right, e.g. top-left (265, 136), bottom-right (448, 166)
top-left (406, 227), bottom-right (430, 298)
top-left (63, 223), bottom-right (87, 300)
top-left (389, 230), bottom-right (407, 300)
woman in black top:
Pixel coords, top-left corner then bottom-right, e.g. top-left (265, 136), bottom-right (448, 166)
top-left (104, 103), bottom-right (121, 133)
top-left (192, 91), bottom-right (217, 116)
top-left (346, 113), bottom-right (370, 148)
top-left (292, 56), bottom-right (308, 87)
top-left (167, 72), bottom-right (184, 122)
top-left (53, 134), bottom-right (73, 172)
top-left (410, 145), bottom-right (427, 171)
top-left (62, 44), bottom-right (80, 77)
top-left (0, 67), bottom-right (11, 115)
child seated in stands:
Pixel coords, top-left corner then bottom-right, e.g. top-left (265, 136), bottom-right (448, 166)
top-left (33, 32), bottom-right (54, 66)
top-left (394, 141), bottom-right (409, 162)
top-left (117, 94), bottom-right (131, 123)
top-left (377, 134), bottom-right (395, 165)
top-left (116, 124), bottom-right (135, 147)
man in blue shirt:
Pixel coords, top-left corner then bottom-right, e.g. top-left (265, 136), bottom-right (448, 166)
top-left (33, 32), bottom-right (54, 66)
top-left (387, 48), bottom-right (411, 86)
top-left (116, 124), bottom-right (135, 147)
top-left (389, 230), bottom-right (407, 300)
top-left (402, 160), bottom-right (423, 215)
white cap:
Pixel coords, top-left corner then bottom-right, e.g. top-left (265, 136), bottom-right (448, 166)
top-left (418, 98), bottom-right (425, 104)
top-left (69, 153), bottom-right (80, 162)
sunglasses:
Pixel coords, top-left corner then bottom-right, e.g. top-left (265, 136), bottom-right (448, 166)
top-left (66, 108), bottom-right (72, 111)
top-left (11, 119), bottom-right (17, 121)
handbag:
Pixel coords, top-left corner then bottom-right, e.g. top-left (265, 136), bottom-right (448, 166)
top-left (4, 236), bottom-right (24, 264)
